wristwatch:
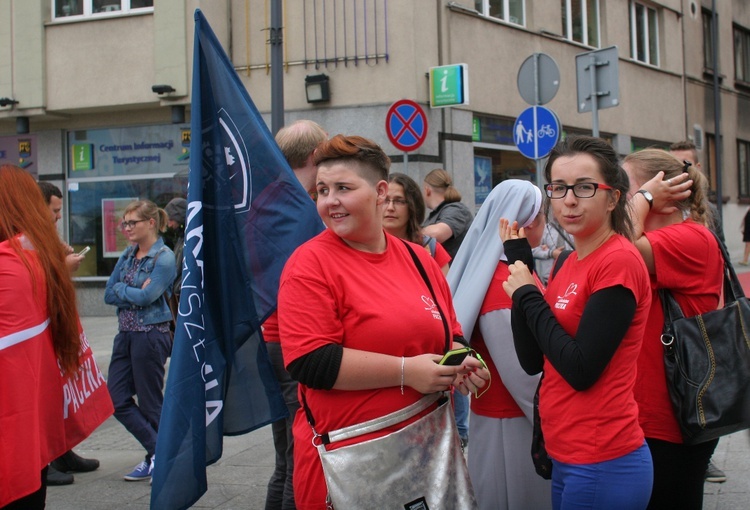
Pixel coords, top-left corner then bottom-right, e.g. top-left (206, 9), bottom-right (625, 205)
top-left (636, 189), bottom-right (653, 209)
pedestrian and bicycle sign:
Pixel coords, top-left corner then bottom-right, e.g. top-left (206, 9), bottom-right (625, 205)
top-left (513, 106), bottom-right (560, 160)
top-left (385, 99), bottom-right (428, 152)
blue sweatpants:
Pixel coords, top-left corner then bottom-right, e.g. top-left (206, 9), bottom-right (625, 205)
top-left (107, 330), bottom-right (171, 458)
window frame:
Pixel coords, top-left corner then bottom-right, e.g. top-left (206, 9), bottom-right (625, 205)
top-left (52, 0), bottom-right (153, 21)
top-left (561, 0), bottom-right (601, 48)
top-left (738, 139), bottom-right (750, 199)
top-left (474, 0), bottom-right (526, 26)
top-left (734, 24), bottom-right (750, 84)
top-left (629, 0), bottom-right (660, 67)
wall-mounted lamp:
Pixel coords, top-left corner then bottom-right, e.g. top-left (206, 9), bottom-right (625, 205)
top-left (0, 97), bottom-right (19, 107)
top-left (305, 74), bottom-right (330, 103)
top-left (16, 116), bottom-right (29, 134)
top-left (152, 84), bottom-right (176, 95)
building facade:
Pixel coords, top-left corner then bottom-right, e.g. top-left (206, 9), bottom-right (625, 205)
top-left (1, 0), bottom-right (748, 313)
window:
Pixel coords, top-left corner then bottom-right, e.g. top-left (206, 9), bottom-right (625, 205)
top-left (474, 0), bottom-right (525, 26)
top-left (629, 1), bottom-right (659, 66)
top-left (703, 9), bottom-right (716, 71)
top-left (735, 25), bottom-right (750, 83)
top-left (53, 0), bottom-right (153, 20)
top-left (66, 124), bottom-right (189, 278)
top-left (561, 0), bottom-right (600, 47)
top-left (739, 140), bottom-right (750, 199)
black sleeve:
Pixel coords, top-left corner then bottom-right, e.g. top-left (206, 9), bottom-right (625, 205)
top-left (286, 344), bottom-right (343, 390)
top-left (503, 238), bottom-right (534, 270)
top-left (510, 285), bottom-right (545, 375)
top-left (512, 284), bottom-right (638, 391)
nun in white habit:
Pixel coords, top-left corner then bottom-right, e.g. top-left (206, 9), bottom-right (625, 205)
top-left (448, 180), bottom-right (552, 510)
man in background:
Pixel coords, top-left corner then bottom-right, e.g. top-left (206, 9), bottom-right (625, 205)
top-left (263, 119), bottom-right (327, 510)
top-left (37, 181), bottom-right (101, 486)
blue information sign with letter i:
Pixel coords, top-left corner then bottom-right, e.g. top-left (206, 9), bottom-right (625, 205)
top-left (513, 106), bottom-right (561, 160)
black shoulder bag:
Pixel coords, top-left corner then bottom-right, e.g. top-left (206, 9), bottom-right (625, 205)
top-left (659, 233), bottom-right (750, 444)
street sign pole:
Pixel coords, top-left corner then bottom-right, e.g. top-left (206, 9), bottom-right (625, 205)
top-left (404, 152), bottom-right (408, 174)
top-left (589, 53), bottom-right (600, 138)
top-left (518, 53), bottom-right (559, 188)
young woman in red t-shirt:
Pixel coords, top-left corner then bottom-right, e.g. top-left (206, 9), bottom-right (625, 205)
top-left (503, 136), bottom-right (654, 510)
top-left (623, 148), bottom-right (723, 510)
top-left (278, 135), bottom-right (489, 510)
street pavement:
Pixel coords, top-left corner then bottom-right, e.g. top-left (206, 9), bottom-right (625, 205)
top-left (49, 276), bottom-right (750, 509)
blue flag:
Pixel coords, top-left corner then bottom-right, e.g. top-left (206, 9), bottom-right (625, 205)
top-left (151, 9), bottom-right (324, 510)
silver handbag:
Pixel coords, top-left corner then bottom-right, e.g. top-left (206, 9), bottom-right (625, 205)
top-left (312, 393), bottom-right (477, 510)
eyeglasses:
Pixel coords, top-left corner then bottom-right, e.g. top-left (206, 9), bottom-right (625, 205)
top-left (120, 219), bottom-right (148, 230)
top-left (384, 197), bottom-right (407, 207)
top-left (545, 182), bottom-right (613, 199)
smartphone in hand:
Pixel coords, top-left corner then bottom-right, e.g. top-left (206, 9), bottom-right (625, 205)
top-left (438, 347), bottom-right (471, 366)
top-left (77, 246), bottom-right (91, 257)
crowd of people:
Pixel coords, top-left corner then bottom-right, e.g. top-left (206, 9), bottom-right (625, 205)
top-left (3, 125), bottom-right (742, 510)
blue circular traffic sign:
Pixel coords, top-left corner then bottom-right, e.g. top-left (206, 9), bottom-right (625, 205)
top-left (513, 106), bottom-right (561, 160)
top-left (385, 100), bottom-right (428, 152)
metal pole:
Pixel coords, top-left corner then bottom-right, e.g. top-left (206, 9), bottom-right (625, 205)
top-left (404, 152), bottom-right (408, 174)
top-left (534, 54), bottom-right (543, 188)
top-left (270, 0), bottom-right (284, 135)
top-left (712, 0), bottom-right (723, 222)
top-left (589, 53), bottom-right (599, 138)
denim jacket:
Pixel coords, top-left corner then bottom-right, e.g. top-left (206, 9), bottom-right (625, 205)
top-left (104, 237), bottom-right (176, 326)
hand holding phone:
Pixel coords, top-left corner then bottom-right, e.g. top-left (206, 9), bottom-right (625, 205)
top-left (77, 246), bottom-right (91, 257)
top-left (438, 347), bottom-right (471, 366)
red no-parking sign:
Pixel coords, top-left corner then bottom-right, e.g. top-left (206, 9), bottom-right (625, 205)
top-left (385, 100), bottom-right (428, 152)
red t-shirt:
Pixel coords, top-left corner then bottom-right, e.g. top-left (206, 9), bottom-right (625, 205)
top-left (278, 229), bottom-right (462, 510)
top-left (470, 262), bottom-right (525, 419)
top-left (433, 241), bottom-right (451, 269)
top-left (541, 235), bottom-right (651, 464)
top-left (262, 311), bottom-right (280, 343)
top-left (634, 221), bottom-right (722, 443)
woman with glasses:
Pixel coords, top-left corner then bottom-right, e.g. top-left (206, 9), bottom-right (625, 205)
top-left (623, 149), bottom-right (720, 510)
top-left (448, 179), bottom-right (552, 510)
top-left (503, 136), bottom-right (654, 509)
top-left (277, 135), bottom-right (488, 509)
top-left (104, 200), bottom-right (176, 483)
top-left (383, 172), bottom-right (451, 275)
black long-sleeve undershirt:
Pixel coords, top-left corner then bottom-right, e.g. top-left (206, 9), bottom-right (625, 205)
top-left (510, 284), bottom-right (637, 391)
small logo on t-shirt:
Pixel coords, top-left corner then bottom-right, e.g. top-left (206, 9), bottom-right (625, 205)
top-left (421, 295), bottom-right (442, 320)
top-left (555, 282), bottom-right (578, 310)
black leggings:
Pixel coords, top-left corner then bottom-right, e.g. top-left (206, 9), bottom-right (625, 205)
top-left (646, 437), bottom-right (718, 510)
top-left (1, 466), bottom-right (47, 510)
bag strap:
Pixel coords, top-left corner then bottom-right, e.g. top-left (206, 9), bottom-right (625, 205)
top-left (550, 249), bottom-right (573, 281)
top-left (326, 393), bottom-right (443, 444)
top-left (402, 240), bottom-right (451, 353)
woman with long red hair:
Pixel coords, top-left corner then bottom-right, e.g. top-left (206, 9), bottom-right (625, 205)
top-left (0, 164), bottom-right (83, 509)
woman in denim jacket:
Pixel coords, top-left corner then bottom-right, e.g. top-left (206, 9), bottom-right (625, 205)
top-left (104, 199), bottom-right (176, 482)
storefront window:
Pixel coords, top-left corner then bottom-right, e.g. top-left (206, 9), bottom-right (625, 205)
top-left (67, 123), bottom-right (189, 278)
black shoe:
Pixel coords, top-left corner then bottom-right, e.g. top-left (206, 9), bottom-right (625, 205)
top-left (46, 465), bottom-right (74, 486)
top-left (51, 450), bottom-right (100, 473)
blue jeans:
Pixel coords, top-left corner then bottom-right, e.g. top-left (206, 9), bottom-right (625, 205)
top-left (551, 443), bottom-right (653, 510)
top-left (107, 330), bottom-right (171, 458)
top-left (453, 391), bottom-right (469, 439)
